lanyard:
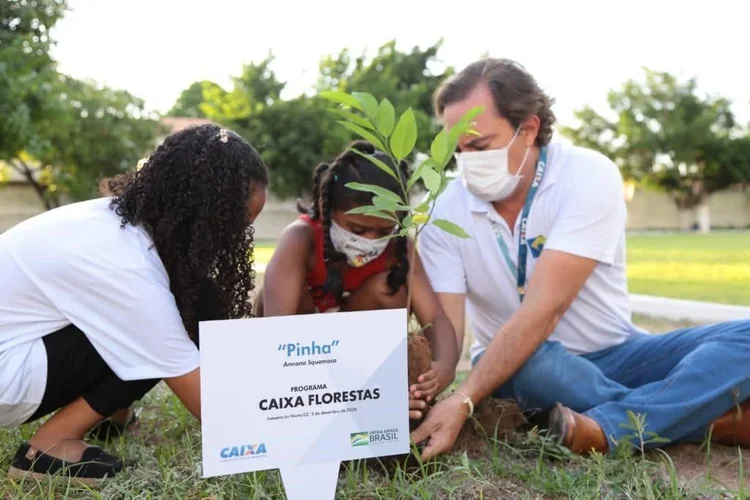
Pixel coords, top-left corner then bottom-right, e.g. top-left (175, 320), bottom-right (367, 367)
top-left (490, 146), bottom-right (548, 302)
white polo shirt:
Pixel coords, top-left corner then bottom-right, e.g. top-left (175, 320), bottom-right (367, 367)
top-left (0, 197), bottom-right (200, 427)
top-left (419, 141), bottom-right (640, 361)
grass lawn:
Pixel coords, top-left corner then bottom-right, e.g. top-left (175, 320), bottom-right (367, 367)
top-left (253, 241), bottom-right (276, 268)
top-left (626, 232), bottom-right (750, 306)
top-left (2, 315), bottom-right (748, 498)
top-left (253, 232), bottom-right (750, 305)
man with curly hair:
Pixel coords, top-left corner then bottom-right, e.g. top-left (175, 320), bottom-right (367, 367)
top-left (0, 124), bottom-right (268, 482)
top-left (411, 58), bottom-right (750, 459)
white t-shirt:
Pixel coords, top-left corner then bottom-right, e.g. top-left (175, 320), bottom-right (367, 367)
top-left (0, 197), bottom-right (200, 427)
top-left (420, 141), bottom-right (642, 361)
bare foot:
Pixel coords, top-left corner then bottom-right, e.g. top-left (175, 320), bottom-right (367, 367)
top-left (27, 438), bottom-right (90, 462)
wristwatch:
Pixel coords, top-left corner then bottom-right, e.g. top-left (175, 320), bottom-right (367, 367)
top-left (452, 390), bottom-right (474, 417)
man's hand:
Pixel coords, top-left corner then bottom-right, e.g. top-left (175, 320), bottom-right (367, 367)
top-left (409, 393), bottom-right (470, 460)
top-left (410, 361), bottom-right (456, 402)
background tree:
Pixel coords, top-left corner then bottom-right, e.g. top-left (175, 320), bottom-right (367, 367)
top-left (7, 75), bottom-right (161, 208)
top-left (1, 0), bottom-right (159, 209)
top-left (560, 68), bottom-right (745, 232)
top-left (0, 0), bottom-right (68, 170)
top-left (166, 80), bottom-right (223, 118)
top-left (170, 41), bottom-right (453, 200)
top-left (317, 40), bottom-right (453, 159)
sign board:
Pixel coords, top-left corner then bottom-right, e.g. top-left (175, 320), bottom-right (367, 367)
top-left (199, 308), bottom-right (410, 499)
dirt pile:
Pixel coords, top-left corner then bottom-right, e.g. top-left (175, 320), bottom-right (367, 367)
top-left (452, 398), bottom-right (527, 457)
top-left (407, 334), bottom-right (432, 387)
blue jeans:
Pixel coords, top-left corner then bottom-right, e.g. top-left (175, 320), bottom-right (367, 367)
top-left (471, 319), bottom-right (750, 449)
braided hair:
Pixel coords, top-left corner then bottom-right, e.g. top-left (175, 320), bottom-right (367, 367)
top-left (101, 124), bottom-right (269, 344)
top-left (297, 140), bottom-right (410, 303)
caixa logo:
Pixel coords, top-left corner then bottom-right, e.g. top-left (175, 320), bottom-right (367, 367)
top-left (219, 443), bottom-right (267, 461)
top-left (278, 340), bottom-right (339, 357)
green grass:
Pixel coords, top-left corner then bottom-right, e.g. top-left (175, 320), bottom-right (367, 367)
top-left (626, 232), bottom-right (750, 305)
top-left (253, 241), bottom-right (276, 268)
top-left (1, 317), bottom-right (747, 498)
top-left (1, 384), bottom-right (745, 498)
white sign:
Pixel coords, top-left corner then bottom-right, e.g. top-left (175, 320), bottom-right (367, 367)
top-left (199, 308), bottom-right (410, 499)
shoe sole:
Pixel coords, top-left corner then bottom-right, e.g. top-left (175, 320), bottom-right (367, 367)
top-left (8, 466), bottom-right (107, 486)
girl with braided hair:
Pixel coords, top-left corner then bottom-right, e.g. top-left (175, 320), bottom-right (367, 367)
top-left (255, 140), bottom-right (459, 421)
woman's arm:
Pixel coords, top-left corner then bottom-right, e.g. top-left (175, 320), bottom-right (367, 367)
top-left (261, 221), bottom-right (313, 317)
top-left (165, 368), bottom-right (202, 420)
top-left (408, 241), bottom-right (460, 400)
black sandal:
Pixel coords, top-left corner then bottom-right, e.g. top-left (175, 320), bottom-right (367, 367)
top-left (8, 442), bottom-right (124, 484)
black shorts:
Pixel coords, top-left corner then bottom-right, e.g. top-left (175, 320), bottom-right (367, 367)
top-left (25, 278), bottom-right (226, 422)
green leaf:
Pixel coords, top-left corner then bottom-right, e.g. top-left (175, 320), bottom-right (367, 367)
top-left (348, 147), bottom-right (399, 181)
top-left (345, 205), bottom-right (383, 215)
top-left (353, 92), bottom-right (379, 120)
top-left (414, 200), bottom-right (430, 213)
top-left (337, 121), bottom-right (387, 152)
top-left (430, 129), bottom-right (449, 167)
top-left (345, 206), bottom-right (398, 222)
top-left (444, 106), bottom-right (485, 156)
top-left (345, 182), bottom-right (402, 203)
top-left (421, 165), bottom-right (441, 193)
top-left (327, 108), bottom-right (375, 131)
top-left (375, 99), bottom-right (396, 136)
top-left (373, 195), bottom-right (399, 211)
top-left (389, 108), bottom-right (418, 161)
top-left (457, 105), bottom-right (485, 127)
top-left (432, 218), bottom-right (471, 238)
top-left (408, 158), bottom-right (438, 190)
top-left (319, 90), bottom-right (363, 111)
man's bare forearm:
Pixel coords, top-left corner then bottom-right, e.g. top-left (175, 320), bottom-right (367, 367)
top-left (456, 294), bottom-right (561, 404)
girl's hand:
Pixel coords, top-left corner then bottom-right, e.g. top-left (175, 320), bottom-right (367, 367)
top-left (409, 392), bottom-right (428, 420)
top-left (410, 361), bottom-right (456, 402)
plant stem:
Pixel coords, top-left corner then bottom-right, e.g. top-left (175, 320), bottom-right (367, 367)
top-left (405, 233), bottom-right (417, 325)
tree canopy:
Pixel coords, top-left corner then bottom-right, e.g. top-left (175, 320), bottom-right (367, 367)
top-left (170, 41), bottom-right (453, 199)
top-left (560, 68), bottom-right (749, 220)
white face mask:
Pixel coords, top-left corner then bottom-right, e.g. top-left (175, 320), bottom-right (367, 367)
top-left (329, 220), bottom-right (393, 267)
top-left (455, 127), bottom-right (531, 202)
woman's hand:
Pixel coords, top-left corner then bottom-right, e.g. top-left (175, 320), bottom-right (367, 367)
top-left (410, 361), bottom-right (456, 402)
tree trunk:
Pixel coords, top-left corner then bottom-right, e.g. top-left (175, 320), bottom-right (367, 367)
top-left (696, 198), bottom-right (711, 234)
top-left (9, 159), bottom-right (56, 211)
top-left (678, 208), bottom-right (694, 232)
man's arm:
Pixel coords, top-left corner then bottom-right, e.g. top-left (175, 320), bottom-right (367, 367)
top-left (456, 249), bottom-right (597, 404)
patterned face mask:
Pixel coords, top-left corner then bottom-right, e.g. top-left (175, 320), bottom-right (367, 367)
top-left (329, 220), bottom-right (394, 267)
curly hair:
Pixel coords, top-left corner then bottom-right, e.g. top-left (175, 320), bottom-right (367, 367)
top-left (433, 57), bottom-right (557, 147)
top-left (100, 124), bottom-right (269, 344)
top-left (296, 140), bottom-right (410, 303)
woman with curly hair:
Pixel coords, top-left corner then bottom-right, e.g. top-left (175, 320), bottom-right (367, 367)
top-left (0, 124), bottom-right (268, 482)
top-left (255, 140), bottom-right (459, 422)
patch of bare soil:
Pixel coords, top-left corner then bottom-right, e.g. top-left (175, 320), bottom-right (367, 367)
top-left (452, 398), bottom-right (527, 457)
top-left (655, 443), bottom-right (750, 495)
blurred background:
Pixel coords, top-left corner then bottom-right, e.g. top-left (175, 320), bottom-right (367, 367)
top-left (2, 0), bottom-right (749, 305)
